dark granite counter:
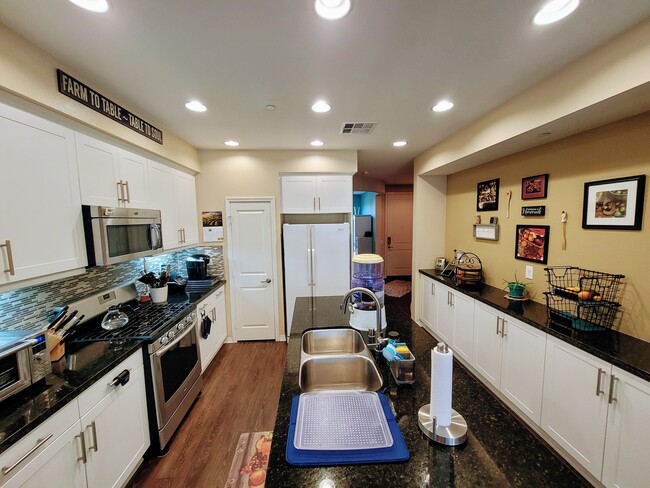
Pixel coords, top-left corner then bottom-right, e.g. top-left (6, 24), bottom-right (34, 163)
top-left (0, 281), bottom-right (225, 456)
top-left (266, 294), bottom-right (589, 487)
top-left (420, 269), bottom-right (650, 383)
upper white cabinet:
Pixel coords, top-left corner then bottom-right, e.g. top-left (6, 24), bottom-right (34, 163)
top-left (280, 175), bottom-right (352, 214)
top-left (0, 102), bottom-right (87, 285)
top-left (148, 161), bottom-right (198, 250)
top-left (196, 286), bottom-right (227, 372)
top-left (76, 133), bottom-right (149, 208)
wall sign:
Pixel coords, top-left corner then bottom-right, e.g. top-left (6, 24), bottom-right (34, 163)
top-left (521, 205), bottom-right (546, 216)
top-left (57, 69), bottom-right (163, 144)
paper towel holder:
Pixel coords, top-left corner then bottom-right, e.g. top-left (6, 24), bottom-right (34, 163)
top-left (418, 343), bottom-right (468, 446)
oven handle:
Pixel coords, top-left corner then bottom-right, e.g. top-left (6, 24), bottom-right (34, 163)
top-left (0, 339), bottom-right (37, 360)
top-left (154, 324), bottom-right (196, 357)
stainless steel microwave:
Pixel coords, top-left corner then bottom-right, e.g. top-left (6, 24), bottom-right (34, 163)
top-left (82, 205), bottom-right (163, 266)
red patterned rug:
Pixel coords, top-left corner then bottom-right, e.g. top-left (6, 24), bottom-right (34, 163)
top-left (384, 280), bottom-right (411, 298)
top-left (225, 432), bottom-right (272, 488)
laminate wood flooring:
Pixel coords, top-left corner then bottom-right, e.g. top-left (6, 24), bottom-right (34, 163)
top-left (127, 341), bottom-right (287, 488)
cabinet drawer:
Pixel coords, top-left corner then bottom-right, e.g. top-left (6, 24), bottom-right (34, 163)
top-left (0, 400), bottom-right (79, 487)
top-left (77, 350), bottom-right (144, 417)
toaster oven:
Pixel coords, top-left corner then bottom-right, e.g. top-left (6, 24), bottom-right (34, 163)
top-left (0, 330), bottom-right (50, 404)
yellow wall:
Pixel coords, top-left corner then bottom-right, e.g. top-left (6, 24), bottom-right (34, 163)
top-left (196, 150), bottom-right (358, 338)
top-left (0, 23), bottom-right (199, 172)
top-left (444, 112), bottom-right (650, 341)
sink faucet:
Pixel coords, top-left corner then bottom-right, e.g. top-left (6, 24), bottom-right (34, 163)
top-left (341, 287), bottom-right (383, 350)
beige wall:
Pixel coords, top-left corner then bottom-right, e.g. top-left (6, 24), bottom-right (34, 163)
top-left (196, 149), bottom-right (358, 338)
top-left (443, 112), bottom-right (650, 341)
top-left (0, 23), bottom-right (199, 172)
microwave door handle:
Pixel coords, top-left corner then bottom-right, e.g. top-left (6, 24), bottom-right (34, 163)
top-left (149, 224), bottom-right (162, 250)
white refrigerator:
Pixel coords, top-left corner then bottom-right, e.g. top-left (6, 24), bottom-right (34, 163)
top-left (282, 223), bottom-right (351, 335)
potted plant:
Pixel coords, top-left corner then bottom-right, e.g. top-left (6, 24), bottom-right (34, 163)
top-left (503, 273), bottom-right (529, 299)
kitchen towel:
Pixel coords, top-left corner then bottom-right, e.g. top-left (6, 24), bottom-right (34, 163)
top-left (201, 315), bottom-right (212, 339)
top-left (285, 392), bottom-right (409, 466)
top-left (430, 343), bottom-right (453, 427)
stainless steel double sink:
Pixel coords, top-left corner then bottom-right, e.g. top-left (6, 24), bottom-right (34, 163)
top-left (298, 328), bottom-right (383, 392)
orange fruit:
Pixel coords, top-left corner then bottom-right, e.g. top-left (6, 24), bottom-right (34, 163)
top-left (577, 291), bottom-right (592, 301)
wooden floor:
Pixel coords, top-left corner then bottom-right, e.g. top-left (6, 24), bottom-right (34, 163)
top-left (127, 341), bottom-right (287, 488)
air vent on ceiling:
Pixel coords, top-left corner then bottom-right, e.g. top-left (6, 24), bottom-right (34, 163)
top-left (340, 122), bottom-right (378, 134)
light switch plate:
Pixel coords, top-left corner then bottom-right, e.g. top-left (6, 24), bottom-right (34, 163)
top-left (525, 265), bottom-right (534, 280)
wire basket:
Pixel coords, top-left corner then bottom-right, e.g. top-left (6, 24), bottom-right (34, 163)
top-left (544, 266), bottom-right (624, 331)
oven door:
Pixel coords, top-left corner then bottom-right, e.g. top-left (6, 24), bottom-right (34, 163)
top-left (95, 217), bottom-right (163, 265)
top-left (150, 323), bottom-right (202, 429)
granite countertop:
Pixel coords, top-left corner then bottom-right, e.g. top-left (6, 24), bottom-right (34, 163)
top-left (420, 269), bottom-right (650, 382)
top-left (0, 281), bottom-right (225, 455)
top-left (265, 295), bottom-right (589, 487)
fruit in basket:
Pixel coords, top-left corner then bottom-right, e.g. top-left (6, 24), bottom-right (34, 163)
top-left (593, 295), bottom-right (602, 302)
top-left (578, 290), bottom-right (593, 301)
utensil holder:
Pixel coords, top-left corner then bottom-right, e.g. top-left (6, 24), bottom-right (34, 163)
top-left (46, 332), bottom-right (65, 362)
top-left (149, 285), bottom-right (168, 303)
top-left (390, 350), bottom-right (415, 385)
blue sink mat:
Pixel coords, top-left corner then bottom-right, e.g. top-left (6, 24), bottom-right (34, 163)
top-left (285, 392), bottom-right (410, 466)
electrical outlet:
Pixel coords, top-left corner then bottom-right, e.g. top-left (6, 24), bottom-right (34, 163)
top-left (525, 265), bottom-right (534, 280)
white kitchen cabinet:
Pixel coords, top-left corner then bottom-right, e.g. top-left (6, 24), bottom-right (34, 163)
top-left (434, 282), bottom-right (474, 363)
top-left (419, 274), bottom-right (437, 332)
top-left (474, 302), bottom-right (546, 424)
top-left (76, 132), bottom-right (149, 208)
top-left (541, 336), bottom-right (611, 479)
top-left (148, 161), bottom-right (198, 250)
top-left (280, 175), bottom-right (352, 214)
top-left (0, 102), bottom-right (87, 285)
top-left (601, 367), bottom-right (650, 488)
top-left (197, 286), bottom-right (227, 372)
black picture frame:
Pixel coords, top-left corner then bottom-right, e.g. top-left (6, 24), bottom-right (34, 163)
top-left (582, 175), bottom-right (646, 230)
top-left (477, 178), bottom-right (499, 211)
top-left (521, 173), bottom-right (548, 200)
top-left (515, 225), bottom-right (550, 264)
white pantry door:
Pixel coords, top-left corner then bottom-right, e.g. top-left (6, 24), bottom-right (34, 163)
top-left (227, 199), bottom-right (278, 341)
top-left (385, 192), bottom-right (413, 276)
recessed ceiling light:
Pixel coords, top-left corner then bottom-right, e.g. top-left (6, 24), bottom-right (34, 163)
top-left (314, 0), bottom-right (352, 20)
top-left (310, 140), bottom-right (324, 147)
top-left (68, 0), bottom-right (110, 12)
top-left (265, 104), bottom-right (276, 111)
top-left (185, 100), bottom-right (207, 112)
top-left (533, 0), bottom-right (580, 25)
top-left (224, 140), bottom-right (239, 147)
top-left (432, 100), bottom-right (454, 112)
top-left (393, 140), bottom-right (407, 147)
top-left (311, 100), bottom-right (331, 113)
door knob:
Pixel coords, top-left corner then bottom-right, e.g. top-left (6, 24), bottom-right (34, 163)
top-left (261, 278), bottom-right (271, 283)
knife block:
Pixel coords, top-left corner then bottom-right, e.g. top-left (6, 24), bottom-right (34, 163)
top-left (46, 332), bottom-right (65, 362)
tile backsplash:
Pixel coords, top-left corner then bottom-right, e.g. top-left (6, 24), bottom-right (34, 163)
top-left (0, 246), bottom-right (224, 332)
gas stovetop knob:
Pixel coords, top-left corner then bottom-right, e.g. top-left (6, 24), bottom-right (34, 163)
top-left (177, 322), bottom-right (184, 331)
top-left (186, 315), bottom-right (194, 325)
top-left (190, 312), bottom-right (197, 321)
top-left (168, 330), bottom-right (175, 340)
top-left (160, 336), bottom-right (169, 345)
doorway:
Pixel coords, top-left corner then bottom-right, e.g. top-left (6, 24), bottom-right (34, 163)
top-left (226, 198), bottom-right (279, 341)
top-left (385, 192), bottom-right (413, 276)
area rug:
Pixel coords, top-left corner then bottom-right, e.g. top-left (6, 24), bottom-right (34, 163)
top-left (225, 432), bottom-right (273, 488)
top-left (384, 280), bottom-right (411, 298)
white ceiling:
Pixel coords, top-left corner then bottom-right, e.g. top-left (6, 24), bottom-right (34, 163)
top-left (1, 1), bottom-right (649, 184)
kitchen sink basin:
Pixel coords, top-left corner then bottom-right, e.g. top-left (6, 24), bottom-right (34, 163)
top-left (299, 355), bottom-right (383, 392)
top-left (301, 328), bottom-right (366, 355)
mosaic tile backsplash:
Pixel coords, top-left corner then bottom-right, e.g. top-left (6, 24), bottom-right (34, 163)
top-left (0, 246), bottom-right (224, 332)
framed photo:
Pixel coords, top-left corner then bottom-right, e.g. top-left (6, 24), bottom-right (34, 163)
top-left (521, 174), bottom-right (548, 200)
top-left (515, 225), bottom-right (550, 264)
top-left (477, 178), bottom-right (499, 211)
top-left (582, 175), bottom-right (646, 230)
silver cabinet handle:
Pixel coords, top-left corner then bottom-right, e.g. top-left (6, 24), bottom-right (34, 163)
top-left (318, 196), bottom-right (321, 211)
top-left (88, 420), bottom-right (99, 452)
top-left (76, 432), bottom-right (87, 464)
top-left (182, 228), bottom-right (186, 243)
top-left (116, 180), bottom-right (124, 202)
top-left (313, 197), bottom-right (317, 212)
top-left (124, 180), bottom-right (131, 203)
top-left (1, 240), bottom-right (15, 276)
top-left (212, 308), bottom-right (216, 322)
top-left (2, 434), bottom-right (53, 475)
top-left (431, 283), bottom-right (435, 296)
top-left (501, 320), bottom-right (507, 338)
top-left (608, 375), bottom-right (619, 404)
top-left (450, 293), bottom-right (454, 307)
top-left (596, 368), bottom-right (606, 396)
top-left (496, 317), bottom-right (501, 336)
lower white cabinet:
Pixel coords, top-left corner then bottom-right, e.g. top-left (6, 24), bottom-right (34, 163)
top-left (419, 274), bottom-right (437, 331)
top-left (474, 302), bottom-right (546, 424)
top-left (197, 286), bottom-right (227, 372)
top-left (435, 283), bottom-right (474, 363)
top-left (0, 351), bottom-right (149, 488)
top-left (601, 367), bottom-right (650, 488)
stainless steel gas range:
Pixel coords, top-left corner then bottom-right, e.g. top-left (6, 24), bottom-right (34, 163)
top-left (68, 284), bottom-right (202, 453)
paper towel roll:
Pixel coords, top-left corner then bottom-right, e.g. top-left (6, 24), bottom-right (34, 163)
top-left (430, 343), bottom-right (453, 427)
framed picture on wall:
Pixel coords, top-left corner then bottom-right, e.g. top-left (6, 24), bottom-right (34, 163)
top-left (582, 175), bottom-right (646, 230)
top-left (521, 174), bottom-right (548, 200)
top-left (515, 225), bottom-right (550, 264)
top-left (477, 178), bottom-right (499, 211)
